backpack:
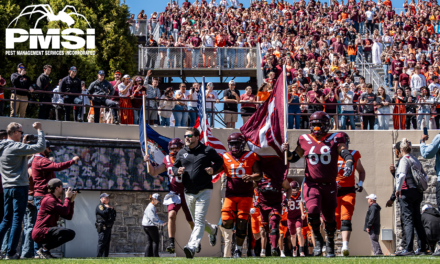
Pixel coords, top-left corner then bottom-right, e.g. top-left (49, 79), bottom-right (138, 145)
top-left (407, 156), bottom-right (428, 193)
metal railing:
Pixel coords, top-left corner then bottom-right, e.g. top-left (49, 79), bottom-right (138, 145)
top-left (356, 54), bottom-right (385, 92)
top-left (138, 47), bottom-right (257, 74)
top-left (128, 19), bottom-right (158, 38)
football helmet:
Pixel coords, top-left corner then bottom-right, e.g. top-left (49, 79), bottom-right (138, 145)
top-left (339, 132), bottom-right (350, 148)
top-left (290, 180), bottom-right (300, 189)
top-left (227, 132), bottom-right (246, 155)
top-left (168, 138), bottom-right (184, 157)
top-left (309, 111), bottom-right (331, 137)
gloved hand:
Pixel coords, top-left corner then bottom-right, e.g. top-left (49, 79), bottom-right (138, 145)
top-left (250, 208), bottom-right (256, 214)
top-left (343, 165), bottom-right (353, 177)
top-left (282, 198), bottom-right (288, 207)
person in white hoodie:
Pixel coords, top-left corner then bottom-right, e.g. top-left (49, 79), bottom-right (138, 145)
top-left (142, 193), bottom-right (166, 257)
top-left (51, 79), bottom-right (64, 121)
top-left (372, 38), bottom-right (383, 65)
top-left (410, 66), bottom-right (427, 94)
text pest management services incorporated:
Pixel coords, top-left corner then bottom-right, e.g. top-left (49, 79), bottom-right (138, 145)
top-left (5, 4), bottom-right (95, 56)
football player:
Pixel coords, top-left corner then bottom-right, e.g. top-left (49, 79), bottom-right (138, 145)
top-left (336, 133), bottom-right (365, 256)
top-left (282, 111), bottom-right (353, 257)
top-left (279, 193), bottom-right (289, 258)
top-left (144, 138), bottom-right (194, 254)
top-left (287, 181), bottom-right (306, 257)
top-left (250, 189), bottom-right (267, 257)
top-left (220, 133), bottom-right (262, 258)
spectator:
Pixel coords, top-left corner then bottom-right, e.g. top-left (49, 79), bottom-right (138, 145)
top-left (32, 179), bottom-right (76, 259)
top-left (174, 83), bottom-right (190, 127)
top-left (52, 79), bottom-right (64, 121)
top-left (201, 29), bottom-right (216, 68)
top-left (118, 75), bottom-right (134, 125)
top-left (288, 85), bottom-right (301, 129)
top-left (323, 79), bottom-right (339, 129)
top-left (364, 194), bottom-right (383, 256)
top-left (0, 74), bottom-right (6, 116)
top-left (87, 70), bottom-right (119, 125)
top-left (158, 87), bottom-right (176, 126)
top-left (240, 86), bottom-right (257, 124)
top-left (59, 66), bottom-right (82, 122)
top-left (421, 204), bottom-right (440, 256)
top-left (360, 83), bottom-right (376, 130)
top-left (188, 83), bottom-right (200, 127)
top-left (376, 86), bottom-right (391, 130)
top-left (395, 138), bottom-right (428, 256)
top-left (223, 80), bottom-right (240, 128)
top-left (109, 70), bottom-right (122, 120)
top-left (130, 77), bottom-right (146, 124)
top-left (392, 88), bottom-right (407, 130)
top-left (256, 83), bottom-right (270, 103)
top-left (10, 64), bottom-right (33, 118)
top-left (143, 70), bottom-right (161, 126)
top-left (0, 122), bottom-right (45, 259)
top-left (142, 193), bottom-right (166, 257)
top-left (158, 33), bottom-right (168, 69)
top-left (306, 82), bottom-right (324, 113)
top-left (190, 32), bottom-right (202, 68)
top-left (339, 83), bottom-right (355, 130)
top-left (146, 35), bottom-right (159, 69)
top-left (363, 34), bottom-right (373, 63)
top-left (417, 87), bottom-right (434, 129)
top-left (411, 66), bottom-right (427, 94)
top-left (95, 193), bottom-right (116, 257)
top-left (404, 87), bottom-right (417, 130)
top-left (36, 65), bottom-right (53, 120)
top-left (206, 82), bottom-right (219, 123)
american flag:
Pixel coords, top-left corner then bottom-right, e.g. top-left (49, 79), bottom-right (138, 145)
top-left (195, 77), bottom-right (226, 182)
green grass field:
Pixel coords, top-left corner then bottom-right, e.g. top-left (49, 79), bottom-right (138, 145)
top-left (5, 256), bottom-right (439, 264)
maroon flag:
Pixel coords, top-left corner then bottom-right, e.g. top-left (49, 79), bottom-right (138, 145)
top-left (240, 70), bottom-right (287, 158)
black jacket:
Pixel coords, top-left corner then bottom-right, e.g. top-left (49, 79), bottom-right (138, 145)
top-left (95, 202), bottom-right (116, 226)
top-left (172, 142), bottom-right (224, 194)
top-left (11, 73), bottom-right (33, 96)
top-left (364, 203), bottom-right (381, 234)
top-left (59, 75), bottom-right (81, 96)
top-left (422, 208), bottom-right (440, 242)
top-left (87, 79), bottom-right (114, 101)
top-left (36, 73), bottom-right (52, 99)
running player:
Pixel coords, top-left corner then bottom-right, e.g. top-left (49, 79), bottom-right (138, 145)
top-left (144, 138), bottom-right (194, 254)
top-left (336, 133), bottom-right (366, 256)
top-left (279, 194), bottom-right (289, 258)
top-left (220, 133), bottom-right (262, 258)
top-left (287, 181), bottom-right (306, 257)
top-left (250, 189), bottom-right (267, 257)
top-left (282, 111), bottom-right (353, 257)
top-left (255, 172), bottom-right (292, 257)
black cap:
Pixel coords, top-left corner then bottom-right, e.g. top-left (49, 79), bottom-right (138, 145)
top-left (98, 70), bottom-right (105, 75)
top-left (17, 63), bottom-right (24, 68)
top-left (47, 178), bottom-right (63, 189)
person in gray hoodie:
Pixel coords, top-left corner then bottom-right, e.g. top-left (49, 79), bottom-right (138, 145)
top-left (0, 122), bottom-right (45, 259)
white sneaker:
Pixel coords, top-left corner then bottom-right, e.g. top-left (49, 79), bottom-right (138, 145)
top-left (293, 250), bottom-right (297, 257)
top-left (300, 252), bottom-right (305, 257)
top-left (342, 246), bottom-right (350, 256)
top-left (260, 252), bottom-right (266, 258)
top-left (280, 251), bottom-right (286, 258)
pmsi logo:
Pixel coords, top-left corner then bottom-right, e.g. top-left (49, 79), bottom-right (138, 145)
top-left (6, 4), bottom-right (95, 50)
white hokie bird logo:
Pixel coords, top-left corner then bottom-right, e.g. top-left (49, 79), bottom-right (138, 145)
top-left (8, 4), bottom-right (91, 29)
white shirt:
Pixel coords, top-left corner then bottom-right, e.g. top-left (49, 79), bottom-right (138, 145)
top-left (206, 90), bottom-right (219, 109)
top-left (339, 91), bottom-right (354, 111)
top-left (188, 90), bottom-right (199, 108)
top-left (428, 82), bottom-right (440, 92)
top-left (365, 11), bottom-right (374, 21)
top-left (174, 90), bottom-right (190, 107)
top-left (118, 83), bottom-right (131, 97)
top-left (410, 74), bottom-right (427, 92)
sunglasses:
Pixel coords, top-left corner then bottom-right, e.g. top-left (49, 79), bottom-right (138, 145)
top-left (17, 131), bottom-right (23, 135)
top-left (184, 134), bottom-right (194, 138)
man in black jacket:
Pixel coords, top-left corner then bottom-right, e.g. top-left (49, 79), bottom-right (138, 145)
top-left (172, 128), bottom-right (224, 259)
top-left (87, 70), bottom-right (119, 124)
top-left (145, 35), bottom-right (158, 69)
top-left (60, 66), bottom-right (82, 122)
top-left (421, 204), bottom-right (440, 256)
top-left (364, 194), bottom-right (383, 255)
top-left (95, 193), bottom-right (116, 257)
top-left (36, 65), bottom-right (53, 120)
top-left (10, 63), bottom-right (34, 118)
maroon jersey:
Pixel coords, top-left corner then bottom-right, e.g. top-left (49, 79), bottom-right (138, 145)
top-left (256, 174), bottom-right (283, 206)
top-left (163, 155), bottom-right (184, 193)
top-left (287, 191), bottom-right (302, 219)
top-left (297, 133), bottom-right (346, 183)
top-left (222, 151), bottom-right (259, 198)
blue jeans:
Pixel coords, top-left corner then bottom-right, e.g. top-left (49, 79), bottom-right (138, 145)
top-left (159, 25), bottom-right (165, 36)
top-left (417, 108), bottom-right (431, 129)
top-left (382, 65), bottom-right (389, 87)
top-left (288, 107), bottom-right (301, 129)
top-left (359, 21), bottom-right (365, 35)
top-left (33, 196), bottom-right (44, 254)
top-left (0, 186), bottom-right (28, 256)
top-left (133, 109), bottom-right (140, 124)
top-left (227, 49), bottom-right (236, 68)
top-left (378, 23), bottom-right (383, 35)
top-left (173, 105), bottom-right (188, 127)
top-left (217, 48), bottom-right (225, 67)
top-left (354, 21), bottom-right (359, 33)
top-left (192, 49), bottom-right (200, 68)
top-left (377, 107), bottom-right (390, 130)
top-left (20, 196), bottom-right (36, 258)
top-left (160, 117), bottom-right (170, 126)
top-left (188, 106), bottom-right (197, 127)
top-left (341, 110), bottom-right (355, 130)
top-left (357, 46), bottom-right (364, 61)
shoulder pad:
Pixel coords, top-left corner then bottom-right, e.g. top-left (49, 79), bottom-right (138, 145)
top-left (327, 132), bottom-right (346, 144)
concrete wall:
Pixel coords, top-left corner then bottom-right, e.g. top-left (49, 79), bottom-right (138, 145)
top-left (2, 116), bottom-right (439, 256)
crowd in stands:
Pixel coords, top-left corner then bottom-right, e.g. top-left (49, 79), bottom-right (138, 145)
top-left (5, 0), bottom-right (440, 129)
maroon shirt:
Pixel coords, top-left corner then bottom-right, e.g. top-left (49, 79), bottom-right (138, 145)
top-left (32, 194), bottom-right (74, 243)
top-left (297, 132), bottom-right (346, 183)
top-left (190, 36), bottom-right (202, 48)
top-left (391, 59), bottom-right (404, 75)
top-left (163, 155), bottom-right (184, 194)
top-left (32, 154), bottom-right (76, 197)
top-left (109, 80), bottom-right (121, 101)
top-left (323, 88), bottom-right (337, 110)
top-left (399, 73), bottom-right (410, 87)
top-left (287, 192), bottom-right (302, 219)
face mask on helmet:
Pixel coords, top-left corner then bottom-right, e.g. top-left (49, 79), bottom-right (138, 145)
top-left (228, 141), bottom-right (244, 154)
top-left (310, 121), bottom-right (326, 136)
top-left (169, 147), bottom-right (181, 158)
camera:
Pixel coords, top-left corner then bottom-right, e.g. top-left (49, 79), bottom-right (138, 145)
top-left (23, 134), bottom-right (37, 144)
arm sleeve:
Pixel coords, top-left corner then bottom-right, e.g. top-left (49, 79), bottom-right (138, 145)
top-left (395, 157), bottom-right (409, 191)
top-left (37, 159), bottom-right (76, 172)
top-left (10, 131), bottom-right (46, 156)
top-left (390, 185), bottom-right (397, 201)
top-left (108, 82), bottom-right (115, 96)
top-left (96, 205), bottom-right (109, 220)
top-left (59, 78), bottom-right (66, 93)
top-left (47, 197), bottom-right (73, 219)
top-left (420, 134), bottom-right (440, 159)
top-left (366, 207), bottom-right (376, 228)
top-left (147, 205), bottom-right (164, 225)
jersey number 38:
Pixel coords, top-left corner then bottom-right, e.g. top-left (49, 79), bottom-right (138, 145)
top-left (308, 145), bottom-right (331, 165)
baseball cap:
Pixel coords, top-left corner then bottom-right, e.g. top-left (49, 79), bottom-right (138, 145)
top-left (207, 82), bottom-right (213, 87)
top-left (152, 193), bottom-right (161, 202)
top-left (100, 193), bottom-right (109, 199)
top-left (47, 178), bottom-right (63, 189)
top-left (17, 63), bottom-right (24, 68)
top-left (114, 70), bottom-right (121, 75)
top-left (343, 83), bottom-right (349, 88)
top-left (70, 66), bottom-right (77, 71)
top-left (123, 74), bottom-right (130, 79)
top-left (98, 70), bottom-right (105, 76)
top-left (229, 80), bottom-right (236, 85)
top-left (366, 194), bottom-right (377, 200)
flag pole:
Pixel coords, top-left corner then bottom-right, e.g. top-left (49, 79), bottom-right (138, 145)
top-left (283, 65), bottom-right (288, 165)
top-left (202, 77), bottom-right (208, 145)
top-left (143, 95), bottom-right (150, 174)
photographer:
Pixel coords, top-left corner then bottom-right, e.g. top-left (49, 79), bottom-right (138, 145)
top-left (10, 63), bottom-right (34, 118)
top-left (0, 122), bottom-right (45, 259)
top-left (88, 70), bottom-right (119, 124)
top-left (32, 179), bottom-right (76, 259)
top-left (36, 65), bottom-right (53, 120)
top-left (95, 193), bottom-right (116, 257)
top-left (59, 66), bottom-right (82, 122)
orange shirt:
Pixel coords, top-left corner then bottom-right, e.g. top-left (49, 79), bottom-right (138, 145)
top-left (257, 91), bottom-right (270, 102)
top-left (341, 12), bottom-right (349, 19)
top-left (222, 151), bottom-right (259, 179)
top-left (347, 45), bottom-right (357, 56)
top-left (337, 150), bottom-right (361, 188)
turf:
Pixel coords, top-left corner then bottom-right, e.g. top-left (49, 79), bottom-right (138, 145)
top-left (7, 256), bottom-right (439, 264)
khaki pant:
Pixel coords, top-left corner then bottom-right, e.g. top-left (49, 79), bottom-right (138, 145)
top-left (10, 94), bottom-right (28, 118)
